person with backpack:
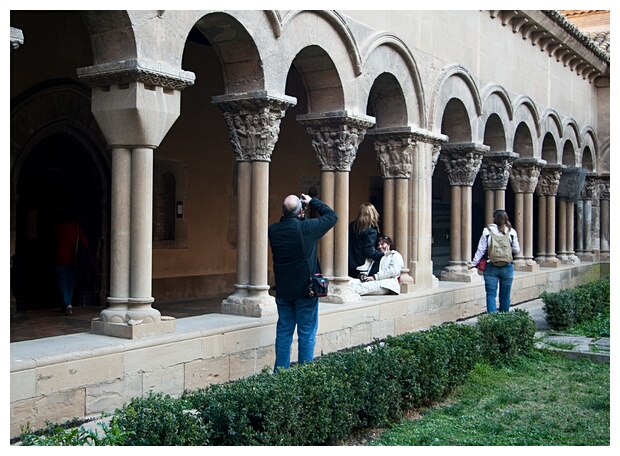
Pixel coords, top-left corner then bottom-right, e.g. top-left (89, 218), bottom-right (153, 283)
top-left (468, 209), bottom-right (520, 313)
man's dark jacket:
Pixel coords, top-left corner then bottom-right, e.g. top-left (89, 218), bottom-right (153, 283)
top-left (268, 198), bottom-right (338, 300)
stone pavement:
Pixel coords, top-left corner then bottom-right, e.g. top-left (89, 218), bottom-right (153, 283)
top-left (460, 298), bottom-right (610, 364)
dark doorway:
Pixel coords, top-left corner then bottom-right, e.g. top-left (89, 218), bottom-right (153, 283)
top-left (13, 134), bottom-right (102, 311)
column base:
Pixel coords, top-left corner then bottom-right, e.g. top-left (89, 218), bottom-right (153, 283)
top-left (440, 265), bottom-right (483, 282)
top-left (221, 294), bottom-right (277, 317)
top-left (562, 255), bottom-right (581, 265)
top-left (537, 257), bottom-right (561, 268)
top-left (576, 252), bottom-right (595, 262)
top-left (398, 272), bottom-right (414, 294)
top-left (321, 279), bottom-right (362, 304)
top-left (91, 316), bottom-right (176, 339)
top-left (513, 260), bottom-right (540, 272)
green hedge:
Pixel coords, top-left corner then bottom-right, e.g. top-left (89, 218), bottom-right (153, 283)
top-left (20, 314), bottom-right (537, 446)
top-left (540, 277), bottom-right (610, 330)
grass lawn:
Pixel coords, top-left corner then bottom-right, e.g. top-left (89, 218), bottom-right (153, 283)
top-left (368, 350), bottom-right (610, 446)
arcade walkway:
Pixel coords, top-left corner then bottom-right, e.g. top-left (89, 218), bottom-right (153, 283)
top-left (10, 296), bottom-right (224, 343)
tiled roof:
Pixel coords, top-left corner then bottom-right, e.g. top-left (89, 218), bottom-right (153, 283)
top-left (544, 10), bottom-right (610, 61)
top-left (587, 30), bottom-right (610, 54)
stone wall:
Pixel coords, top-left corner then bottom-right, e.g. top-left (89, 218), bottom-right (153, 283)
top-left (10, 262), bottom-right (607, 438)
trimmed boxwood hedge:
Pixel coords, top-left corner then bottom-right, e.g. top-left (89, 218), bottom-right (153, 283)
top-left (20, 311), bottom-right (538, 446)
top-left (541, 277), bottom-right (610, 330)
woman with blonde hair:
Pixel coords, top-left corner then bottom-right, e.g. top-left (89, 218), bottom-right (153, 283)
top-left (348, 202), bottom-right (384, 278)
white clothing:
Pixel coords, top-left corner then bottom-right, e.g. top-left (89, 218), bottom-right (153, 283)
top-left (470, 224), bottom-right (520, 267)
top-left (349, 250), bottom-right (404, 295)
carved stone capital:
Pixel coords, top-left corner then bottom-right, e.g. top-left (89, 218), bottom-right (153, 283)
top-left (535, 164), bottom-right (566, 196)
top-left (509, 157), bottom-right (546, 194)
top-left (77, 59), bottom-right (196, 91)
top-left (212, 92), bottom-right (297, 162)
top-left (297, 112), bottom-right (375, 171)
top-left (367, 130), bottom-right (415, 178)
top-left (409, 129), bottom-right (448, 175)
top-left (581, 173), bottom-right (600, 200)
top-left (598, 173), bottom-right (610, 200)
top-left (480, 151), bottom-right (519, 190)
top-left (439, 142), bottom-right (488, 186)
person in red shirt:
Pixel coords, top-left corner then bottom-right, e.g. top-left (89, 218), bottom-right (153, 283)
top-left (53, 208), bottom-right (88, 315)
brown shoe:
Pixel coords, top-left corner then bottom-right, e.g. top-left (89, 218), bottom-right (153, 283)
top-left (65, 305), bottom-right (73, 316)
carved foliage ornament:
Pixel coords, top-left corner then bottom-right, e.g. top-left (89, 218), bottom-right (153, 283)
top-left (215, 97), bottom-right (295, 162)
top-left (535, 167), bottom-right (564, 196)
top-left (373, 135), bottom-right (414, 178)
top-left (509, 161), bottom-right (542, 194)
top-left (300, 117), bottom-right (374, 171)
top-left (439, 144), bottom-right (487, 186)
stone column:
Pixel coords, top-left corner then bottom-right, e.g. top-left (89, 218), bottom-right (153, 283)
top-left (298, 112), bottom-right (375, 303)
top-left (413, 132), bottom-right (447, 288)
top-left (575, 198), bottom-right (585, 258)
top-left (535, 164), bottom-right (565, 267)
top-left (556, 198), bottom-right (568, 262)
top-left (599, 173), bottom-right (609, 261)
top-left (212, 93), bottom-right (296, 317)
top-left (563, 200), bottom-right (580, 264)
top-left (367, 129), bottom-right (415, 292)
top-left (479, 151), bottom-right (519, 223)
top-left (509, 158), bottom-right (545, 272)
top-left (439, 142), bottom-right (487, 282)
top-left (78, 60), bottom-right (195, 338)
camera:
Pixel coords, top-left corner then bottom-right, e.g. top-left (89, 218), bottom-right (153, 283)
top-left (359, 272), bottom-right (368, 282)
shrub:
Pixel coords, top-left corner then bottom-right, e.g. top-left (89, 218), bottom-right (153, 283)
top-left (384, 323), bottom-right (482, 405)
top-left (541, 277), bottom-right (610, 330)
top-left (113, 391), bottom-right (209, 446)
top-left (477, 309), bottom-right (536, 365)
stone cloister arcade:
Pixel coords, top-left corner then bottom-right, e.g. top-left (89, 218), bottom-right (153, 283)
top-left (10, 10), bottom-right (609, 434)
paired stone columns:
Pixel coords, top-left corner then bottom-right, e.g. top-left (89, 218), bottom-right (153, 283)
top-left (509, 158), bottom-right (545, 271)
top-left (77, 60), bottom-right (195, 337)
top-left (599, 173), bottom-right (610, 261)
top-left (367, 128), bottom-right (415, 292)
top-left (212, 93), bottom-right (296, 317)
top-left (534, 164), bottom-right (565, 267)
top-left (439, 142), bottom-right (488, 282)
top-left (479, 151), bottom-right (519, 223)
top-left (298, 112), bottom-right (375, 303)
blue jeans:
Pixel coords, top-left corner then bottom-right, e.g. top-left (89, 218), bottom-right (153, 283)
top-left (483, 263), bottom-right (514, 313)
top-left (55, 265), bottom-right (77, 310)
top-left (274, 296), bottom-right (319, 370)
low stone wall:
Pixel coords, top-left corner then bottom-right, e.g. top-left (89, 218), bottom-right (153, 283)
top-left (9, 262), bottom-right (607, 437)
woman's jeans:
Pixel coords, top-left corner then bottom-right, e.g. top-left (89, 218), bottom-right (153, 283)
top-left (55, 264), bottom-right (77, 310)
top-left (483, 263), bottom-right (514, 313)
top-left (274, 296), bottom-right (319, 370)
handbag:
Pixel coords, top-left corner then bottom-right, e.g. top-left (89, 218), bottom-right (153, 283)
top-left (297, 223), bottom-right (329, 297)
top-left (477, 258), bottom-right (487, 271)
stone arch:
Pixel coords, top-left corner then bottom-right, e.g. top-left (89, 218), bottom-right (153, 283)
top-left (275, 11), bottom-right (367, 113)
top-left (561, 118), bottom-right (580, 166)
top-left (480, 84), bottom-right (513, 152)
top-left (539, 109), bottom-right (562, 163)
top-left (580, 127), bottom-right (598, 172)
top-left (366, 73), bottom-right (408, 128)
top-left (562, 140), bottom-right (576, 167)
top-left (598, 138), bottom-right (610, 173)
top-left (280, 10), bottom-right (362, 76)
top-left (81, 11), bottom-right (137, 64)
top-left (430, 64), bottom-right (483, 140)
top-left (10, 81), bottom-right (111, 308)
top-left (513, 122), bottom-right (536, 158)
top-left (360, 33), bottom-right (425, 128)
top-left (191, 12), bottom-right (266, 94)
top-left (513, 95), bottom-right (541, 141)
